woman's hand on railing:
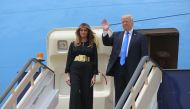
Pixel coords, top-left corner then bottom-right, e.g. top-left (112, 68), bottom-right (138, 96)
top-left (91, 75), bottom-right (96, 87)
top-left (101, 73), bottom-right (108, 85)
top-left (65, 73), bottom-right (71, 86)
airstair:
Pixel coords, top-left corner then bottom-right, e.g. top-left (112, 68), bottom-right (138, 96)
top-left (0, 56), bottom-right (162, 109)
top-left (116, 56), bottom-right (162, 109)
top-left (0, 58), bottom-right (58, 109)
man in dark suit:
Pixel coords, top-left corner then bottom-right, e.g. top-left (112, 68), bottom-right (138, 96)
top-left (101, 15), bottom-right (148, 106)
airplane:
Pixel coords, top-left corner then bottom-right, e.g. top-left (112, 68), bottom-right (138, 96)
top-left (1, 0), bottom-right (190, 109)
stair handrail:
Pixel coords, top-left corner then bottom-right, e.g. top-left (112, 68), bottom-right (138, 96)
top-left (0, 58), bottom-right (55, 104)
top-left (115, 56), bottom-right (156, 109)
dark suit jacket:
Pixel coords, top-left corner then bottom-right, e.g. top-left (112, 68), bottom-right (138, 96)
top-left (102, 30), bottom-right (148, 76)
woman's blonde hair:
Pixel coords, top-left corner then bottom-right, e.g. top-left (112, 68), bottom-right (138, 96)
top-left (75, 23), bottom-right (95, 47)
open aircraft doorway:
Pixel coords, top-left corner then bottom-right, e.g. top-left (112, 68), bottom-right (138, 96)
top-left (138, 28), bottom-right (179, 69)
top-left (47, 27), bottom-right (114, 109)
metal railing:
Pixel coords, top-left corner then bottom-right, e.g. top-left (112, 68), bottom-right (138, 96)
top-left (115, 56), bottom-right (162, 109)
top-left (0, 58), bottom-right (55, 106)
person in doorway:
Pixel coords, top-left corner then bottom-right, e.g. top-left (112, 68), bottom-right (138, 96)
top-left (101, 15), bottom-right (148, 106)
top-left (65, 23), bottom-right (98, 109)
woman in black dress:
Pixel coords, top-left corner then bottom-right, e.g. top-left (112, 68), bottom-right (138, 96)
top-left (65, 23), bottom-right (98, 109)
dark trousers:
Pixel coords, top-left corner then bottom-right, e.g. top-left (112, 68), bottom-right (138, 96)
top-left (69, 62), bottom-right (93, 109)
top-left (113, 58), bottom-right (131, 106)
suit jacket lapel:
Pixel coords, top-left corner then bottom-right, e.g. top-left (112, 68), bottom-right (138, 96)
top-left (128, 31), bottom-right (137, 53)
top-left (118, 31), bottom-right (125, 53)
top-left (115, 31), bottom-right (124, 57)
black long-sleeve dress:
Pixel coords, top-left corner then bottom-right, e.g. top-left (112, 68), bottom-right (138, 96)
top-left (65, 41), bottom-right (98, 109)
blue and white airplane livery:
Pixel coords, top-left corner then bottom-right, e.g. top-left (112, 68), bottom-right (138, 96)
top-left (1, 0), bottom-right (190, 109)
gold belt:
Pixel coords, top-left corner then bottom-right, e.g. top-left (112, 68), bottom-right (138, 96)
top-left (74, 55), bottom-right (90, 62)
